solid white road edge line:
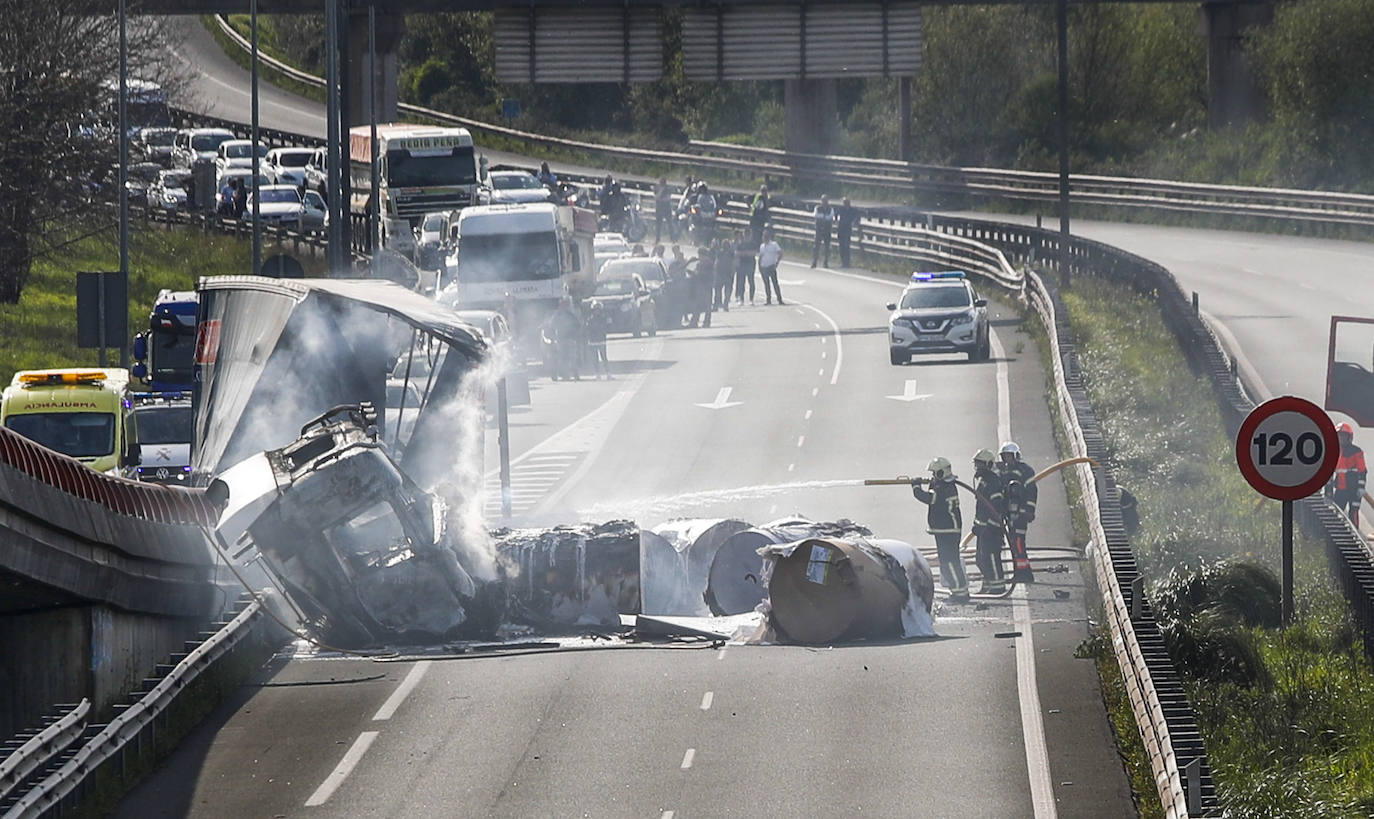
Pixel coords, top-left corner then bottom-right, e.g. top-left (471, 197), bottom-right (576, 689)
top-left (372, 660), bottom-right (431, 722)
top-left (990, 329), bottom-right (1057, 819)
top-left (304, 731), bottom-right (379, 807)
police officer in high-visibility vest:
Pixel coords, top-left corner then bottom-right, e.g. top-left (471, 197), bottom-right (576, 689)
top-left (998, 441), bottom-right (1037, 583)
top-left (913, 457), bottom-right (968, 601)
top-left (971, 449), bottom-right (1007, 594)
top-left (1328, 422), bottom-right (1367, 526)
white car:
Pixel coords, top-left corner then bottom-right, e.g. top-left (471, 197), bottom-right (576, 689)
top-left (172, 127), bottom-right (234, 169)
top-left (414, 211), bottom-right (450, 271)
top-left (487, 170), bottom-right (551, 205)
top-left (214, 139), bottom-right (269, 176)
top-left (593, 232), bottom-right (631, 273)
top-left (264, 147), bottom-right (315, 188)
top-left (244, 185), bottom-right (327, 232)
top-left (148, 170), bottom-right (192, 211)
top-left (216, 167), bottom-right (274, 195)
top-left (886, 271), bottom-right (990, 364)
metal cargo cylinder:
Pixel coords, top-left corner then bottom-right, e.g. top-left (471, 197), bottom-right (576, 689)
top-left (643, 518), bottom-right (749, 615)
top-left (705, 518), bottom-right (872, 615)
top-left (494, 520), bottom-right (642, 628)
top-left (765, 537), bottom-right (934, 645)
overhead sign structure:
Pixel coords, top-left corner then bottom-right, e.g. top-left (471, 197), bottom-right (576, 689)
top-left (682, 2), bottom-right (923, 81)
top-left (493, 6), bottom-right (663, 83)
top-left (1235, 395), bottom-right (1339, 501)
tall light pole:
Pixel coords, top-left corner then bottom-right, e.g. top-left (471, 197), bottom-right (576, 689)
top-left (370, 3), bottom-right (380, 275)
top-left (117, 0), bottom-right (129, 367)
top-left (325, 0), bottom-right (343, 273)
top-left (1056, 0), bottom-right (1071, 286)
top-left (251, 0), bottom-right (262, 276)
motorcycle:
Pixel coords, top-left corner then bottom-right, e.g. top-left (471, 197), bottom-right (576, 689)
top-left (598, 200), bottom-right (648, 243)
top-left (681, 195), bottom-right (722, 245)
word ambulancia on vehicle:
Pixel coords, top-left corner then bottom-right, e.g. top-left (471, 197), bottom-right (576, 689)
top-left (887, 271), bottom-right (991, 364)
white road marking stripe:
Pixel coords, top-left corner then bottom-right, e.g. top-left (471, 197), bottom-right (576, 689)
top-left (700, 691), bottom-right (714, 711)
top-left (681, 748), bottom-right (696, 769)
top-left (812, 387), bottom-right (819, 397)
top-left (796, 435), bottom-right (805, 447)
top-left (799, 303), bottom-right (844, 385)
top-left (304, 731), bottom-right (379, 807)
top-left (717, 647), bottom-right (728, 660)
top-left (372, 661), bottom-right (431, 721)
top-left (787, 463), bottom-right (796, 472)
top-left (661, 812), bottom-right (675, 819)
top-left (822, 351), bottom-right (828, 359)
top-left (818, 368), bottom-right (825, 375)
top-left (805, 410), bottom-right (813, 420)
top-left (989, 330), bottom-right (1056, 819)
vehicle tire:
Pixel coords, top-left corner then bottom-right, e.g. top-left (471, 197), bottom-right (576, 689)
top-left (979, 337), bottom-right (991, 361)
top-left (890, 350), bottom-right (908, 366)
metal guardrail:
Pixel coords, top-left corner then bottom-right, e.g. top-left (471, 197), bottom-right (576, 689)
top-left (2, 597), bottom-right (265, 818)
top-left (211, 13), bottom-right (1374, 230)
top-left (0, 702), bottom-right (89, 803)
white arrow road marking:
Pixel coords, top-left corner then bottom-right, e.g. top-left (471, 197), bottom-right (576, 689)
top-left (886, 379), bottom-right (933, 402)
top-left (695, 387), bottom-right (743, 410)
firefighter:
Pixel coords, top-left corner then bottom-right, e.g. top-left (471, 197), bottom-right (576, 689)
top-left (912, 456), bottom-right (968, 601)
top-left (998, 441), bottom-right (1038, 583)
top-left (1328, 422), bottom-right (1367, 526)
top-left (971, 448), bottom-right (1007, 594)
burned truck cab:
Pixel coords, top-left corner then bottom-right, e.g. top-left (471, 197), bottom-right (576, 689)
top-left (242, 403), bottom-right (494, 647)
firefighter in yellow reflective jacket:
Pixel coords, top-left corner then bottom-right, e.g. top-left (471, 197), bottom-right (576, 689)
top-left (913, 456), bottom-right (967, 600)
top-left (971, 449), bottom-right (1007, 594)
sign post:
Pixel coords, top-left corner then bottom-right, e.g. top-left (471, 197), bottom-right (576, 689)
top-left (1235, 396), bottom-right (1339, 625)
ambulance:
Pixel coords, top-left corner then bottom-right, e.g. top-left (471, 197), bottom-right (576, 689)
top-left (0, 368), bottom-right (137, 475)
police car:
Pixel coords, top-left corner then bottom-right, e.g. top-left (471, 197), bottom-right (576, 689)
top-left (887, 271), bottom-right (990, 364)
top-left (129, 392), bottom-right (193, 483)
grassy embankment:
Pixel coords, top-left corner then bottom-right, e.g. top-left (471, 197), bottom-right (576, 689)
top-left (0, 222), bottom-right (250, 380)
top-left (1064, 274), bottom-right (1374, 818)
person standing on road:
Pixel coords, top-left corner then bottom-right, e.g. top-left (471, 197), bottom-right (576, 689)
top-left (998, 441), bottom-right (1038, 583)
top-left (971, 449), bottom-right (1008, 594)
top-left (537, 161), bottom-right (558, 188)
top-left (714, 237), bottom-right (733, 311)
top-left (836, 196), bottom-right (860, 268)
top-left (232, 179), bottom-right (247, 218)
top-left (734, 231), bottom-right (756, 305)
top-left (749, 184), bottom-right (771, 245)
top-left (585, 302), bottom-right (611, 380)
top-left (758, 229), bottom-right (784, 305)
top-left (811, 194), bottom-right (836, 268)
top-left (547, 297), bottom-right (583, 382)
top-left (913, 457), bottom-right (968, 601)
top-left (1329, 422), bottom-right (1367, 526)
top-left (687, 248), bottom-right (715, 328)
top-left (654, 177), bottom-right (676, 243)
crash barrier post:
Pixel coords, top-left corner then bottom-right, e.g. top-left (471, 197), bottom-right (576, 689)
top-left (0, 701), bottom-right (89, 803)
top-left (208, 12), bottom-right (1374, 233)
top-left (1, 598), bottom-right (266, 817)
top-left (158, 108), bottom-right (1215, 817)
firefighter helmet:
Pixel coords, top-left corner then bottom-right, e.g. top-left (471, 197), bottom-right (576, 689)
top-left (973, 448), bottom-right (997, 469)
top-left (928, 456), bottom-right (953, 481)
top-left (1338, 422), bottom-right (1354, 436)
top-left (999, 441), bottom-right (1021, 464)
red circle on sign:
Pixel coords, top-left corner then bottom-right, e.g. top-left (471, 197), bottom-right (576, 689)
top-left (1235, 395), bottom-right (1340, 501)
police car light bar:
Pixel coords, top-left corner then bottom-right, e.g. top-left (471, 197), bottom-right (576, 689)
top-left (132, 391), bottom-right (190, 401)
top-left (910, 271), bottom-right (966, 282)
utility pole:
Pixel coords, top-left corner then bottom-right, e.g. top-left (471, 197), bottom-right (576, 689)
top-left (117, 0), bottom-right (129, 367)
top-left (325, 0), bottom-right (343, 272)
top-left (251, 0), bottom-right (261, 276)
top-left (1056, 0), bottom-right (1071, 286)
top-left (370, 3), bottom-right (380, 274)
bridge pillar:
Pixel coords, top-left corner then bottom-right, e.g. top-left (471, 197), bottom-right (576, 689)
top-left (1200, 1), bottom-right (1273, 128)
top-left (785, 79), bottom-right (839, 156)
top-left (348, 9), bottom-right (403, 127)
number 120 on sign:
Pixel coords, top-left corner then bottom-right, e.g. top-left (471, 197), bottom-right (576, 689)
top-left (1235, 396), bottom-right (1339, 501)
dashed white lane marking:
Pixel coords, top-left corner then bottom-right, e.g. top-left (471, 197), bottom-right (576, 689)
top-left (818, 368), bottom-right (825, 375)
top-left (717, 646), bottom-right (728, 660)
top-left (680, 749), bottom-right (696, 770)
top-left (372, 661), bottom-right (431, 721)
top-left (798, 303), bottom-right (844, 385)
top-left (304, 731), bottom-right (379, 807)
top-left (804, 410), bottom-right (813, 420)
top-left (769, 503), bottom-right (778, 514)
top-left (661, 812), bottom-right (675, 819)
top-left (796, 435), bottom-right (806, 447)
top-left (787, 463), bottom-right (796, 472)
top-left (989, 329), bottom-right (1056, 819)
top-left (811, 387), bottom-right (819, 397)
top-left (700, 691), bottom-right (714, 711)
top-left (821, 351), bottom-right (828, 360)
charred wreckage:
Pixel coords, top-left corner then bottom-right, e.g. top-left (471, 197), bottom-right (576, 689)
top-left (198, 277), bottom-right (939, 650)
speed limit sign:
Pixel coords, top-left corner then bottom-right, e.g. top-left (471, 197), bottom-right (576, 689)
top-left (1235, 396), bottom-right (1339, 501)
